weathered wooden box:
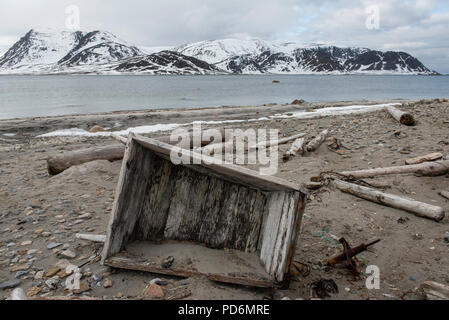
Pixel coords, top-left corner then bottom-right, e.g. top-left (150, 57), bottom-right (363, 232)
top-left (101, 134), bottom-right (307, 287)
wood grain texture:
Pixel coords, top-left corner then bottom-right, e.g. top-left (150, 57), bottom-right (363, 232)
top-left (101, 134), bottom-right (306, 284)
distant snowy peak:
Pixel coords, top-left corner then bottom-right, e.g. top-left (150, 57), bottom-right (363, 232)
top-left (0, 29), bottom-right (143, 72)
top-left (57, 30), bottom-right (143, 67)
top-left (0, 29), bottom-right (79, 69)
top-left (113, 51), bottom-right (225, 75)
top-left (176, 39), bottom-right (436, 75)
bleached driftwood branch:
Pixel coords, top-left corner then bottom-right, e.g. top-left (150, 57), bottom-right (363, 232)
top-left (332, 179), bottom-right (445, 222)
top-left (283, 138), bottom-right (305, 161)
top-left (339, 160), bottom-right (449, 179)
top-left (405, 153), bottom-right (443, 165)
top-left (75, 233), bottom-right (106, 243)
top-left (306, 130), bottom-right (329, 152)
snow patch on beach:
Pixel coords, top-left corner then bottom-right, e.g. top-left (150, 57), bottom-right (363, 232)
top-left (37, 123), bottom-right (183, 138)
top-left (36, 103), bottom-right (401, 138)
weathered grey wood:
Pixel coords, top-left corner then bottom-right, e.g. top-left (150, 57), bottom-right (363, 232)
top-left (283, 138), bottom-right (305, 161)
top-left (332, 179), bottom-right (445, 222)
top-left (250, 133), bottom-right (306, 150)
top-left (387, 106), bottom-right (415, 125)
top-left (111, 134), bottom-right (128, 144)
top-left (101, 134), bottom-right (306, 285)
top-left (340, 160), bottom-right (449, 179)
top-left (133, 134), bottom-right (305, 192)
top-left (75, 233), bottom-right (106, 243)
top-left (420, 281), bottom-right (449, 300)
top-left (405, 153), bottom-right (443, 165)
top-left (47, 144), bottom-right (124, 175)
top-left (439, 190), bottom-right (449, 200)
top-left (306, 130), bottom-right (329, 152)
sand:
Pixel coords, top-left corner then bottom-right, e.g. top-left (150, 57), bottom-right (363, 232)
top-left (0, 98), bottom-right (448, 300)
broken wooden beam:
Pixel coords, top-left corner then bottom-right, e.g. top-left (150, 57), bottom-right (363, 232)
top-left (332, 179), bottom-right (445, 222)
top-left (283, 138), bottom-right (305, 161)
top-left (387, 105), bottom-right (415, 126)
top-left (339, 160), bottom-right (449, 179)
top-left (306, 130), bottom-right (329, 152)
top-left (47, 144), bottom-right (125, 175)
top-left (405, 153), bottom-right (443, 165)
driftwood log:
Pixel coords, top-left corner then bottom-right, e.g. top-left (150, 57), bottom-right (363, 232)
top-left (332, 179), bottom-right (445, 222)
top-left (387, 106), bottom-right (415, 126)
top-left (47, 144), bottom-right (125, 175)
top-left (405, 153), bottom-right (443, 165)
top-left (306, 130), bottom-right (329, 152)
top-left (48, 128), bottom-right (226, 175)
top-left (340, 160), bottom-right (449, 179)
top-left (420, 281), bottom-right (449, 300)
top-left (283, 138), bottom-right (305, 161)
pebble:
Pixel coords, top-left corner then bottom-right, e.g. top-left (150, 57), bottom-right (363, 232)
top-left (444, 232), bottom-right (449, 243)
top-left (45, 268), bottom-right (61, 278)
top-left (34, 271), bottom-right (44, 280)
top-left (73, 281), bottom-right (91, 294)
top-left (0, 279), bottom-right (21, 290)
top-left (45, 278), bottom-right (59, 290)
top-left (47, 242), bottom-right (62, 249)
top-left (103, 278), bottom-right (113, 288)
top-left (20, 240), bottom-right (32, 246)
top-left (15, 270), bottom-right (29, 278)
top-left (26, 287), bottom-right (42, 297)
top-left (59, 249), bottom-right (76, 259)
top-left (142, 283), bottom-right (165, 299)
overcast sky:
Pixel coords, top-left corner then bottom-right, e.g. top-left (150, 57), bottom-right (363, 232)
top-left (1, 0), bottom-right (448, 73)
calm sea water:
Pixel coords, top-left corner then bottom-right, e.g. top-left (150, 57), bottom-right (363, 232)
top-left (0, 74), bottom-right (448, 119)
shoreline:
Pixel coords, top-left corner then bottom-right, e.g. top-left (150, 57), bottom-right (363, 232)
top-left (0, 99), bottom-right (413, 139)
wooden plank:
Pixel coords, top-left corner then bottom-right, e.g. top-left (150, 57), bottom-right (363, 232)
top-left (105, 241), bottom-right (275, 288)
top-left (102, 134), bottom-right (142, 262)
top-left (133, 134), bottom-right (305, 193)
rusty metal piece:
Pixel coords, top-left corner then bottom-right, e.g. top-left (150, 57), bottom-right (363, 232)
top-left (327, 238), bottom-right (380, 274)
top-left (291, 260), bottom-right (311, 278)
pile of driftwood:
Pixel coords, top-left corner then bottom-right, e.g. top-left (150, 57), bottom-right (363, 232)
top-left (302, 106), bottom-right (448, 223)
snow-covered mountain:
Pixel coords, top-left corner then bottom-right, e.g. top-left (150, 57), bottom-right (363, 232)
top-left (0, 29), bottom-right (223, 75)
top-left (0, 29), bottom-right (144, 73)
top-left (175, 39), bottom-right (436, 75)
top-left (0, 31), bottom-right (437, 75)
top-left (113, 51), bottom-right (224, 75)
